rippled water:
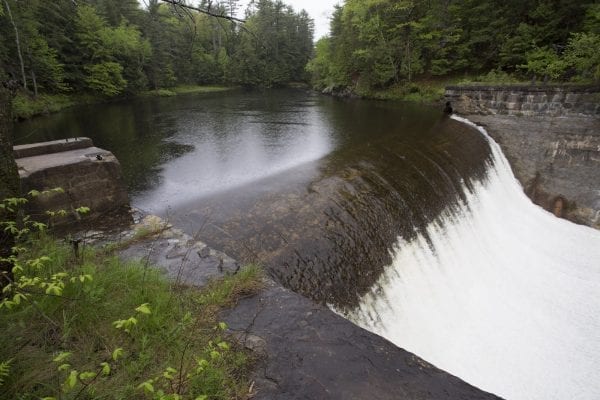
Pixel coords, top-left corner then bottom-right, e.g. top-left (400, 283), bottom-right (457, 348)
top-left (15, 90), bottom-right (600, 399)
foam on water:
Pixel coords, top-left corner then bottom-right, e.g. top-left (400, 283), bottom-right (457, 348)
top-left (345, 116), bottom-right (600, 400)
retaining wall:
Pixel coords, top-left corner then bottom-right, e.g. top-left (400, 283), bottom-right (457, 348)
top-left (445, 85), bottom-right (600, 117)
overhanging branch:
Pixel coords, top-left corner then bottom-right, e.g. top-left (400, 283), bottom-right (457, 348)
top-left (159, 0), bottom-right (246, 24)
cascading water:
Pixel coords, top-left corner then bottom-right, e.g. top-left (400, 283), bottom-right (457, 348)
top-left (344, 116), bottom-right (600, 400)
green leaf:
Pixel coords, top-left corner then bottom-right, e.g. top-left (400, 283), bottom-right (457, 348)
top-left (79, 371), bottom-right (96, 381)
top-left (195, 395), bottom-right (208, 400)
top-left (100, 362), bottom-right (111, 376)
top-left (218, 322), bottom-right (227, 331)
top-left (53, 352), bottom-right (72, 363)
top-left (135, 303), bottom-right (151, 315)
top-left (210, 350), bottom-right (220, 360)
top-left (137, 380), bottom-right (154, 393)
top-left (45, 284), bottom-right (63, 296)
top-left (217, 341), bottom-right (230, 351)
top-left (75, 206), bottom-right (90, 215)
top-left (66, 370), bottom-right (78, 389)
top-left (163, 366), bottom-right (177, 380)
top-left (112, 348), bottom-right (124, 361)
top-left (57, 363), bottom-right (71, 372)
top-left (12, 293), bottom-right (27, 305)
top-left (197, 359), bottom-right (209, 368)
top-left (32, 222), bottom-right (47, 232)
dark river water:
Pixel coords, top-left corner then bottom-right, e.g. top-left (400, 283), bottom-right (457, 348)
top-left (15, 89), bottom-right (600, 400)
top-left (14, 89), bottom-right (490, 309)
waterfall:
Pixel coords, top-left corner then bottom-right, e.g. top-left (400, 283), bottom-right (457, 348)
top-left (344, 116), bottom-right (600, 400)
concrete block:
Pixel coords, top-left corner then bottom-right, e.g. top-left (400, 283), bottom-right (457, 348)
top-left (15, 139), bottom-right (130, 229)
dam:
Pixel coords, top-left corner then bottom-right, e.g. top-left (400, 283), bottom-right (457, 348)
top-left (14, 89), bottom-right (600, 399)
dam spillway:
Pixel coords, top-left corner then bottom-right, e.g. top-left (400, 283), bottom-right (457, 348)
top-left (344, 116), bottom-right (600, 400)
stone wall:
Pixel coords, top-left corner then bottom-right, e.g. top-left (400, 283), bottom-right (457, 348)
top-left (465, 115), bottom-right (600, 228)
top-left (15, 138), bottom-right (130, 228)
top-left (445, 85), bottom-right (600, 117)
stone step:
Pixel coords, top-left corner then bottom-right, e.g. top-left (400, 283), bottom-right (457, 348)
top-left (14, 137), bottom-right (93, 159)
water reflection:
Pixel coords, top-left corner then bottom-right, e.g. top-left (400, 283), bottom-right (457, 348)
top-left (14, 91), bottom-right (490, 310)
top-left (135, 93), bottom-right (334, 211)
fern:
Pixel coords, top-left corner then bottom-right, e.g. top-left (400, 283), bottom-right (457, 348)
top-left (0, 359), bottom-right (11, 386)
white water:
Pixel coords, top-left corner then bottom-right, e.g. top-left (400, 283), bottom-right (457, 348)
top-left (346, 116), bottom-right (600, 400)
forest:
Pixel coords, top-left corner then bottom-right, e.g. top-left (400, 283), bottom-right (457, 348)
top-left (2, 1), bottom-right (600, 107)
top-left (308, 0), bottom-right (600, 95)
top-left (0, 0), bottom-right (314, 98)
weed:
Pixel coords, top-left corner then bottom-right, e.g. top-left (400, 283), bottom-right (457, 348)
top-left (0, 196), bottom-right (262, 400)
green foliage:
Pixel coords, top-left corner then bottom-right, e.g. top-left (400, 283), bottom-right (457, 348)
top-left (563, 33), bottom-right (600, 81)
top-left (522, 47), bottom-right (568, 80)
top-left (0, 359), bottom-right (10, 387)
top-left (309, 0), bottom-right (597, 94)
top-left (1, 0), bottom-right (313, 110)
top-left (84, 62), bottom-right (127, 96)
top-left (0, 197), bottom-right (263, 399)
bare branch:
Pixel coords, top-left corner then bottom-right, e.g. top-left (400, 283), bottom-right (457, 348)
top-left (159, 0), bottom-right (246, 24)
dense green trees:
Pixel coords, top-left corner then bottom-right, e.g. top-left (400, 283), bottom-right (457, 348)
top-left (308, 0), bottom-right (600, 92)
top-left (0, 0), bottom-right (314, 99)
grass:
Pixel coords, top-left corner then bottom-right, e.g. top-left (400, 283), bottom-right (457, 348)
top-left (364, 81), bottom-right (447, 103)
top-left (12, 85), bottom-right (236, 121)
top-left (0, 235), bottom-right (264, 400)
top-left (104, 217), bottom-right (172, 252)
top-left (140, 85), bottom-right (235, 98)
top-left (338, 70), bottom-right (600, 103)
top-left (12, 92), bottom-right (78, 120)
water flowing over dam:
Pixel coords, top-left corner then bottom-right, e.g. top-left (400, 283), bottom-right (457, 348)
top-left (344, 116), bottom-right (600, 400)
top-left (15, 90), bottom-right (600, 399)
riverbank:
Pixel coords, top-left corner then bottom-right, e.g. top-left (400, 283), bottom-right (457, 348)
top-left (320, 80), bottom-right (447, 103)
top-left (12, 85), bottom-right (236, 121)
top-left (0, 215), bottom-right (263, 399)
top-left (112, 215), bottom-right (501, 399)
top-left (2, 211), bottom-right (501, 399)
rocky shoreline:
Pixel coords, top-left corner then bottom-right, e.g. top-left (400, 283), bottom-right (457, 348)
top-left (94, 213), bottom-right (500, 400)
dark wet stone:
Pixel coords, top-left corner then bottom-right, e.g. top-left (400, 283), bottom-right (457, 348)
top-left (198, 246), bottom-right (211, 258)
top-left (222, 281), bottom-right (502, 400)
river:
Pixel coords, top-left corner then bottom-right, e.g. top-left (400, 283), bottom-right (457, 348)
top-left (14, 89), bottom-right (600, 400)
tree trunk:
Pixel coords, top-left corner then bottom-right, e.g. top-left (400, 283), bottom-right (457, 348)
top-left (31, 69), bottom-right (38, 97)
top-left (0, 82), bottom-right (20, 288)
top-left (3, 0), bottom-right (27, 90)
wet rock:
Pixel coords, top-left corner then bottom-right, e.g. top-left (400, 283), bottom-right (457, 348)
top-left (231, 332), bottom-right (267, 357)
top-left (92, 214), bottom-right (241, 286)
top-left (222, 281), bottom-right (502, 400)
top-left (83, 213), bottom-right (502, 399)
top-left (197, 246), bottom-right (211, 258)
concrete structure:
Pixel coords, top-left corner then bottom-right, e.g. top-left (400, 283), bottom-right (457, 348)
top-left (445, 85), bottom-right (600, 117)
top-left (14, 137), bottom-right (130, 228)
top-left (445, 85), bottom-right (600, 228)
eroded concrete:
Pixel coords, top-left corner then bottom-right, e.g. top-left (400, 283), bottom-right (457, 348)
top-left (466, 115), bottom-right (600, 228)
top-left (15, 138), bottom-right (130, 227)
